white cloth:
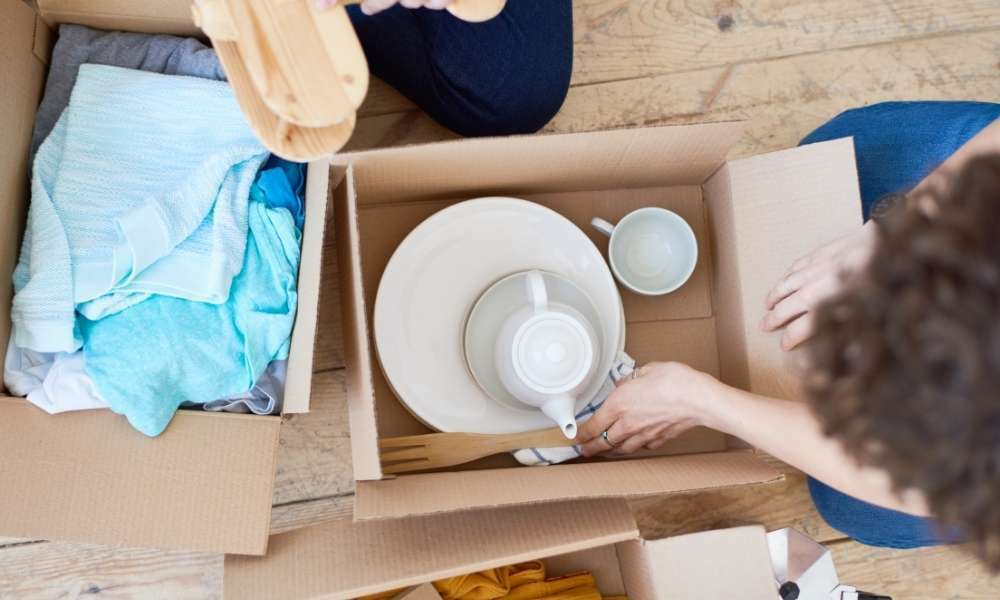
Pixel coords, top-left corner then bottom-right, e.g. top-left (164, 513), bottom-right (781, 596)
top-left (513, 352), bottom-right (635, 466)
top-left (4, 334), bottom-right (285, 416)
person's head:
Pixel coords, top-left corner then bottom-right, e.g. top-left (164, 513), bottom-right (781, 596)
top-left (805, 153), bottom-right (1000, 565)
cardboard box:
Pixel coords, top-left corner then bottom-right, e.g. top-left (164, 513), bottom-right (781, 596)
top-left (0, 0), bottom-right (329, 555)
top-left (332, 119), bottom-right (862, 520)
top-left (223, 499), bottom-right (780, 599)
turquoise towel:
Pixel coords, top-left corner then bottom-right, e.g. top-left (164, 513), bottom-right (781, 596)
top-left (12, 64), bottom-right (267, 352)
top-left (81, 200), bottom-right (301, 436)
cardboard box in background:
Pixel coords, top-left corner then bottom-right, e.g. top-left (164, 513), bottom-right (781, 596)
top-left (332, 123), bottom-right (863, 521)
top-left (0, 0), bottom-right (329, 555)
top-left (223, 499), bottom-right (779, 600)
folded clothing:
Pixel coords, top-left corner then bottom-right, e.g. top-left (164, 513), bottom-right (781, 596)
top-left (32, 24), bottom-right (225, 159)
top-left (5, 157), bottom-right (305, 419)
top-left (13, 64), bottom-right (267, 353)
top-left (364, 561), bottom-right (626, 600)
top-left (79, 199), bottom-right (300, 436)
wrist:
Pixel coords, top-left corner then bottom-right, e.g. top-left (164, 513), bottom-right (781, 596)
top-left (695, 378), bottom-right (746, 434)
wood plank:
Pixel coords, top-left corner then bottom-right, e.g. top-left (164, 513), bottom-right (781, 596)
top-left (270, 494), bottom-right (354, 535)
top-left (0, 541), bottom-right (222, 599)
top-left (831, 540), bottom-right (1000, 599)
top-left (350, 29), bottom-right (1000, 158)
top-left (570, 0), bottom-right (1000, 85)
top-left (356, 0), bottom-right (1000, 117)
top-left (272, 370), bottom-right (353, 506)
top-left (630, 458), bottom-right (842, 544)
top-left (550, 28), bottom-right (1000, 158)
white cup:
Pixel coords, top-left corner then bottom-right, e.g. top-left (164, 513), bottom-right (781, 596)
top-left (591, 208), bottom-right (698, 296)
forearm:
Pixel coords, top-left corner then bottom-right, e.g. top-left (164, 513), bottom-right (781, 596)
top-left (703, 385), bottom-right (931, 516)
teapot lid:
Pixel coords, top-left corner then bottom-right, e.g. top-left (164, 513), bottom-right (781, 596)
top-left (512, 312), bottom-right (594, 394)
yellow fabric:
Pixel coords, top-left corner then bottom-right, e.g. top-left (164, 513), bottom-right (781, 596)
top-left (360, 560), bottom-right (626, 600)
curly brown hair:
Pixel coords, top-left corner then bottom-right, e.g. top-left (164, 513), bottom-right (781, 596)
top-left (805, 153), bottom-right (1000, 565)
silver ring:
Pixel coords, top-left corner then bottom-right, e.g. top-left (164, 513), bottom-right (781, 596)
top-left (602, 429), bottom-right (618, 448)
top-left (630, 366), bottom-right (643, 380)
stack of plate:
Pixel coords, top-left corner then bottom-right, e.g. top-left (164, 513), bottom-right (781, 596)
top-left (374, 197), bottom-right (625, 434)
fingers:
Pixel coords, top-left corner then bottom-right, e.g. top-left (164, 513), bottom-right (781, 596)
top-left (576, 397), bottom-right (620, 443)
top-left (399, 0), bottom-right (424, 7)
top-left (760, 291), bottom-right (809, 332)
top-left (780, 311), bottom-right (815, 351)
top-left (360, 0), bottom-right (398, 15)
top-left (425, 0), bottom-right (452, 8)
top-left (578, 418), bottom-right (627, 457)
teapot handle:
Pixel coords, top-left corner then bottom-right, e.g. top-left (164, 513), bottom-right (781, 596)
top-left (525, 271), bottom-right (548, 314)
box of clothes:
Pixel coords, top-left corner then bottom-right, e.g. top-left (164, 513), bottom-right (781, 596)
top-left (0, 0), bottom-right (328, 555)
top-left (223, 499), bottom-right (780, 599)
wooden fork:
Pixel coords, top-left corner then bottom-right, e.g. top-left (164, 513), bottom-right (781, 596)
top-left (379, 427), bottom-right (576, 474)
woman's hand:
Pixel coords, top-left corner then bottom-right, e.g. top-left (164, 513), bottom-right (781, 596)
top-left (316, 0), bottom-right (454, 15)
top-left (576, 362), bottom-right (724, 456)
top-left (761, 221), bottom-right (877, 350)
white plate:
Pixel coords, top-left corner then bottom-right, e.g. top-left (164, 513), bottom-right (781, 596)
top-left (374, 197), bottom-right (623, 433)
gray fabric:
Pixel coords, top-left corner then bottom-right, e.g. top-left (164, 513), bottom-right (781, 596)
top-left (31, 24), bottom-right (226, 158)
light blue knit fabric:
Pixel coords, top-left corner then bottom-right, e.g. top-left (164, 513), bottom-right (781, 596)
top-left (12, 64), bottom-right (267, 352)
top-left (81, 200), bottom-right (301, 436)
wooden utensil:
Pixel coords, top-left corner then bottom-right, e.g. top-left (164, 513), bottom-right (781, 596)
top-left (195, 0), bottom-right (506, 160)
top-left (380, 427), bottom-right (576, 474)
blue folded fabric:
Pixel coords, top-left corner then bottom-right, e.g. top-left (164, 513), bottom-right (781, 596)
top-left (12, 64), bottom-right (267, 353)
top-left (252, 156), bottom-right (306, 231)
top-left (81, 200), bottom-right (301, 436)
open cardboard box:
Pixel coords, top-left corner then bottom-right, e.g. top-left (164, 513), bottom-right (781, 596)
top-left (0, 0), bottom-right (329, 555)
top-left (333, 122), bottom-right (863, 520)
top-left (224, 499), bottom-right (780, 599)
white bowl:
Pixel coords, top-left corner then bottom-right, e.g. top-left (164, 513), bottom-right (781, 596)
top-left (374, 197), bottom-right (624, 434)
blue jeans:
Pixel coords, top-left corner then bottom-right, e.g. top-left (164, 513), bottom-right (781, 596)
top-left (799, 101), bottom-right (1000, 548)
top-left (348, 0), bottom-right (573, 137)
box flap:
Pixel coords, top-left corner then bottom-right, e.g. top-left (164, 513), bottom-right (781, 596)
top-left (0, 0), bottom-right (47, 378)
top-left (618, 526), bottom-right (778, 598)
top-left (282, 159), bottom-right (331, 414)
top-left (223, 499), bottom-right (638, 600)
top-left (0, 399), bottom-right (279, 555)
top-left (37, 0), bottom-right (198, 36)
top-left (393, 584), bottom-right (443, 600)
top-left (705, 138), bottom-right (862, 397)
top-left (354, 451), bottom-right (780, 520)
top-left (335, 165), bottom-right (382, 479)
top-left (336, 122), bottom-right (744, 206)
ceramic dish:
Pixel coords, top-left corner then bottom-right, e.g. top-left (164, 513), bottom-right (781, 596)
top-left (374, 197), bottom-right (624, 434)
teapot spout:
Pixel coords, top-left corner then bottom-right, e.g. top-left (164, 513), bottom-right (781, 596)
top-left (541, 396), bottom-right (578, 440)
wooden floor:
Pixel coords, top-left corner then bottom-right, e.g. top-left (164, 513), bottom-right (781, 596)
top-left (3, 1), bottom-right (1000, 598)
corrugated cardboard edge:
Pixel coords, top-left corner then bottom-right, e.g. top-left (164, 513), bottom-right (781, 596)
top-left (334, 165), bottom-right (382, 479)
top-left (37, 0), bottom-right (199, 36)
top-left (628, 525), bottom-right (778, 598)
top-left (283, 159), bottom-right (331, 413)
top-left (224, 499), bottom-right (638, 600)
top-left (723, 137), bottom-right (862, 400)
top-left (354, 450), bottom-right (782, 521)
top-left (333, 121), bottom-right (746, 205)
top-left (0, 401), bottom-right (280, 554)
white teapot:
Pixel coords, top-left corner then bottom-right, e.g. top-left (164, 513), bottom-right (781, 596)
top-left (494, 271), bottom-right (599, 439)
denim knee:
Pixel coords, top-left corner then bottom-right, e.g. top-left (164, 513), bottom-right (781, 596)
top-left (807, 477), bottom-right (945, 549)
